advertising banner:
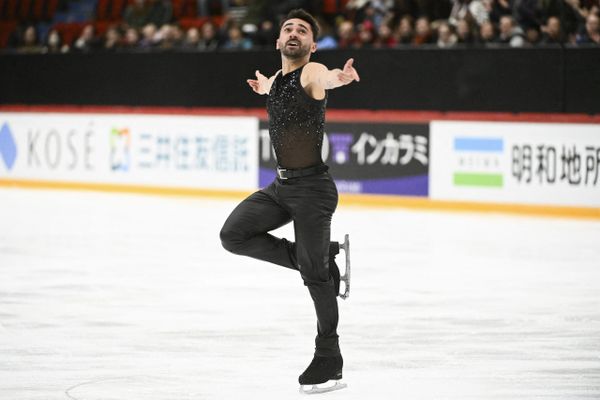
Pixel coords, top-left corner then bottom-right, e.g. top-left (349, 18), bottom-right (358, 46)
top-left (259, 121), bottom-right (429, 196)
top-left (430, 121), bottom-right (600, 207)
top-left (0, 113), bottom-right (259, 190)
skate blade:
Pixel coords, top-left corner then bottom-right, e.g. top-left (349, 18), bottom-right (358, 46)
top-left (299, 380), bottom-right (347, 395)
top-left (338, 234), bottom-right (351, 300)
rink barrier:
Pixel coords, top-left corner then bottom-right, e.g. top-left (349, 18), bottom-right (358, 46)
top-left (1, 106), bottom-right (599, 220)
top-left (1, 178), bottom-right (598, 220)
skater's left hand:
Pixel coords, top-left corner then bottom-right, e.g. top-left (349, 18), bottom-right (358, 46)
top-left (337, 59), bottom-right (360, 85)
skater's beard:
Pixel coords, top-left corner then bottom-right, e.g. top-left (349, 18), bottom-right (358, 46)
top-left (279, 39), bottom-right (311, 59)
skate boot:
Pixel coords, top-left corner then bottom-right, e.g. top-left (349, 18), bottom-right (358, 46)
top-left (330, 234), bottom-right (351, 300)
top-left (299, 355), bottom-right (347, 394)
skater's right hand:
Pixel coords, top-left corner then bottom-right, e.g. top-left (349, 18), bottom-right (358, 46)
top-left (247, 70), bottom-right (270, 95)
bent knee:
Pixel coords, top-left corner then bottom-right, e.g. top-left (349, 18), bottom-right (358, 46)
top-left (219, 226), bottom-right (243, 254)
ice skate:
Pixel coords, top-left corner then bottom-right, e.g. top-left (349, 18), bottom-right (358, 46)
top-left (331, 234), bottom-right (351, 300)
top-left (299, 355), bottom-right (347, 395)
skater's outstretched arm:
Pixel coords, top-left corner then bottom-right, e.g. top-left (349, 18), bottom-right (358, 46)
top-left (246, 70), bottom-right (279, 95)
top-left (302, 58), bottom-right (360, 91)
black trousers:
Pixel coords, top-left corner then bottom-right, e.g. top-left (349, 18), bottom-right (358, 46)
top-left (220, 171), bottom-right (340, 357)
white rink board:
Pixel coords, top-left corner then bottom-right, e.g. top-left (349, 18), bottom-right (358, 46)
top-left (0, 112), bottom-right (259, 190)
top-left (430, 121), bottom-right (600, 207)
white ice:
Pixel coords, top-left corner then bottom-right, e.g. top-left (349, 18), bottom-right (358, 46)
top-left (1, 187), bottom-right (599, 400)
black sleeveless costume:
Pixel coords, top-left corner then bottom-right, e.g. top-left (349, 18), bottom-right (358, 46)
top-left (220, 65), bottom-right (341, 357)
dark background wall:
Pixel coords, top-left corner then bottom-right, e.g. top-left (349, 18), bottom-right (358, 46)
top-left (1, 47), bottom-right (598, 114)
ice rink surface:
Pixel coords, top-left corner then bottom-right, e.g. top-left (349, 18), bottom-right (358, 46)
top-left (1, 187), bottom-right (599, 400)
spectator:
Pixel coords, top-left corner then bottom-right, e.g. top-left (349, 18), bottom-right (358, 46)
top-left (123, 27), bottom-right (141, 49)
top-left (541, 16), bottom-right (563, 44)
top-left (139, 23), bottom-right (158, 49)
top-left (394, 14), bottom-right (414, 44)
top-left (253, 20), bottom-right (278, 49)
top-left (360, 1), bottom-right (393, 30)
top-left (449, 0), bottom-right (471, 26)
top-left (18, 25), bottom-right (43, 53)
top-left (437, 21), bottom-right (458, 47)
top-left (101, 26), bottom-right (122, 52)
top-left (337, 20), bottom-right (357, 48)
top-left (182, 27), bottom-right (201, 50)
top-left (354, 22), bottom-right (375, 48)
top-left (155, 24), bottom-right (180, 50)
top-left (372, 23), bottom-right (397, 48)
top-left (469, 0), bottom-right (492, 25)
top-left (497, 15), bottom-right (525, 46)
top-left (43, 29), bottom-right (68, 54)
top-left (576, 13), bottom-right (600, 44)
top-left (456, 18), bottom-right (477, 44)
top-left (73, 24), bottom-right (98, 52)
top-left (479, 20), bottom-right (497, 44)
top-left (316, 18), bottom-right (338, 50)
top-left (124, 0), bottom-right (151, 29)
top-left (198, 21), bottom-right (219, 51)
top-left (412, 16), bottom-right (433, 45)
top-left (524, 26), bottom-right (541, 45)
top-left (222, 25), bottom-right (252, 50)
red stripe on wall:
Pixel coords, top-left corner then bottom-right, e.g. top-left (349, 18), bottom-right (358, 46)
top-left (1, 105), bottom-right (599, 124)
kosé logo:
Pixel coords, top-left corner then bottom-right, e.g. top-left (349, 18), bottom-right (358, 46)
top-left (27, 125), bottom-right (95, 171)
top-left (0, 122), bottom-right (17, 171)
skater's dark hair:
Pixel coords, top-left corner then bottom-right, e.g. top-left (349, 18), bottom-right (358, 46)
top-left (280, 9), bottom-right (320, 42)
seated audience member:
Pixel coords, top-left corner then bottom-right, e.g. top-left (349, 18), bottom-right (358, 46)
top-left (373, 23), bottom-right (397, 48)
top-left (18, 25), bottom-right (43, 53)
top-left (354, 22), bottom-right (375, 48)
top-left (316, 18), bottom-right (338, 49)
top-left (156, 24), bottom-right (184, 50)
top-left (412, 16), bottom-right (433, 45)
top-left (139, 23), bottom-right (158, 49)
top-left (540, 16), bottom-right (564, 44)
top-left (101, 26), bottom-right (122, 52)
top-left (497, 15), bottom-right (525, 47)
top-left (198, 21), bottom-right (219, 51)
top-left (222, 25), bottom-right (252, 50)
top-left (437, 21), bottom-right (458, 48)
top-left (524, 26), bottom-right (541, 45)
top-left (449, 0), bottom-right (470, 26)
top-left (337, 19), bottom-right (357, 48)
top-left (469, 0), bottom-right (491, 25)
top-left (456, 18), bottom-right (476, 45)
top-left (43, 29), bottom-right (68, 53)
top-left (123, 27), bottom-right (141, 49)
top-left (182, 27), bottom-right (201, 50)
top-left (253, 20), bottom-right (278, 49)
top-left (479, 20), bottom-right (497, 45)
top-left (394, 15), bottom-right (414, 44)
top-left (576, 13), bottom-right (600, 44)
top-left (73, 24), bottom-right (99, 52)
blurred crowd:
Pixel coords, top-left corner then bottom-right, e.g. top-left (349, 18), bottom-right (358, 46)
top-left (5, 0), bottom-right (600, 54)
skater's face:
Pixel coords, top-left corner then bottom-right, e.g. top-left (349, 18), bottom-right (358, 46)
top-left (277, 19), bottom-right (316, 59)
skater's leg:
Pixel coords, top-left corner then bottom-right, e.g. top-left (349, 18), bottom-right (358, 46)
top-left (220, 189), bottom-right (298, 270)
top-left (295, 214), bottom-right (340, 357)
top-left (285, 175), bottom-right (340, 357)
